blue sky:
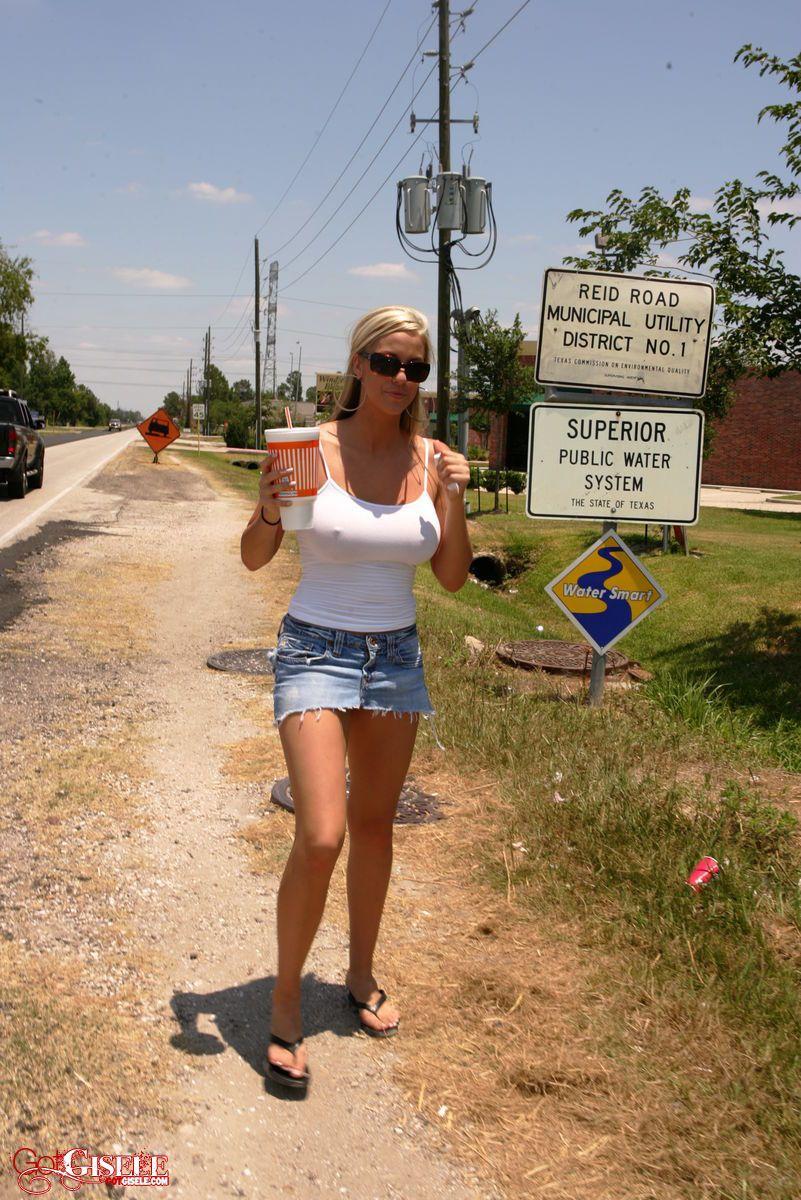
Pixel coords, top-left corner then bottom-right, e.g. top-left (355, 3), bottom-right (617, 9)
top-left (1, 0), bottom-right (799, 416)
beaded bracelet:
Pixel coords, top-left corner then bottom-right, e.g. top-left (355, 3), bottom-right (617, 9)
top-left (260, 506), bottom-right (281, 526)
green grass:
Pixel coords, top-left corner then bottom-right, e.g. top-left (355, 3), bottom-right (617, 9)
top-left (205, 449), bottom-right (801, 769)
top-left (199, 449), bottom-right (801, 1196)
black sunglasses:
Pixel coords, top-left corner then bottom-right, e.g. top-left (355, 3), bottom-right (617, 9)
top-left (359, 351), bottom-right (431, 383)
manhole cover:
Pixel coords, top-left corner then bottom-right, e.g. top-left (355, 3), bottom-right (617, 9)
top-left (207, 648), bottom-right (276, 675)
top-left (496, 639), bottom-right (632, 675)
top-left (271, 773), bottom-right (444, 824)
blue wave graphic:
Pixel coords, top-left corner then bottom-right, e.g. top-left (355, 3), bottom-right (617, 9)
top-left (573, 548), bottom-right (632, 645)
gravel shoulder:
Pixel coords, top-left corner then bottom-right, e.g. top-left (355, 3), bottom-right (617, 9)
top-left (0, 443), bottom-right (498, 1200)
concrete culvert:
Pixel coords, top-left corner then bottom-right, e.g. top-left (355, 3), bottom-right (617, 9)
top-left (469, 553), bottom-right (507, 586)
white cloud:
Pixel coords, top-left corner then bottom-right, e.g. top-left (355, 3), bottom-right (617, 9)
top-left (147, 335), bottom-right (191, 347)
top-left (688, 195), bottom-right (714, 212)
top-left (77, 341), bottom-right (98, 349)
top-left (113, 267), bottom-right (191, 290)
top-left (117, 181), bottom-right (144, 194)
top-left (653, 252), bottom-right (683, 268)
top-left (32, 230), bottom-right (85, 247)
top-left (187, 181), bottom-right (252, 205)
top-left (757, 196), bottom-right (801, 217)
top-left (348, 262), bottom-right (418, 280)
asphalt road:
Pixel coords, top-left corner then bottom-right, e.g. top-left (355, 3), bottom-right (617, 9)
top-left (0, 427), bottom-right (140, 551)
top-left (40, 427), bottom-right (132, 448)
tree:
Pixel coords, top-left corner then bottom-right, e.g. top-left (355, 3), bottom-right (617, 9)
top-left (305, 385), bottom-right (318, 405)
top-left (0, 240), bottom-right (35, 390)
top-left (279, 370), bottom-right (302, 405)
top-left (458, 309), bottom-right (537, 511)
top-left (563, 46), bottom-right (801, 444)
top-left (162, 390), bottom-right (184, 421)
top-left (231, 378), bottom-right (254, 405)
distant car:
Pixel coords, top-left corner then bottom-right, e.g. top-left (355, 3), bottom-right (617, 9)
top-left (29, 409), bottom-right (46, 430)
top-left (108, 418), bottom-right (122, 431)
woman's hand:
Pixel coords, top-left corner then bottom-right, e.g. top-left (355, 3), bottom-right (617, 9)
top-left (432, 440), bottom-right (470, 501)
top-left (258, 452), bottom-right (295, 521)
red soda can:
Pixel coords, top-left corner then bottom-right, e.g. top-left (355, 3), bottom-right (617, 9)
top-left (686, 856), bottom-right (720, 893)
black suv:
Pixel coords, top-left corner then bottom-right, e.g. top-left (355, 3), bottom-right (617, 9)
top-left (0, 390), bottom-right (46, 498)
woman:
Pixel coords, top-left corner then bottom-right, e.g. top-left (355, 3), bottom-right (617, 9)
top-left (240, 305), bottom-right (472, 1092)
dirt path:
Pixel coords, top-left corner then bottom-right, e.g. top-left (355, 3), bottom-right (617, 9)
top-left (1, 444), bottom-right (498, 1199)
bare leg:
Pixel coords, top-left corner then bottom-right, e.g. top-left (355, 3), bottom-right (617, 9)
top-left (270, 708), bottom-right (349, 1077)
top-left (344, 710), bottom-right (419, 1033)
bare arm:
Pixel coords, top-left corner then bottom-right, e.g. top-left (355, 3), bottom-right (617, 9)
top-left (240, 453), bottom-right (293, 571)
top-left (428, 441), bottom-right (473, 592)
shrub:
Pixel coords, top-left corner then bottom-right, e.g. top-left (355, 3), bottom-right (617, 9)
top-left (224, 414), bottom-right (255, 448)
top-left (480, 468), bottom-right (527, 494)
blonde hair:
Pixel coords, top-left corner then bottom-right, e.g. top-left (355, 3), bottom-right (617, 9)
top-left (331, 305), bottom-right (433, 438)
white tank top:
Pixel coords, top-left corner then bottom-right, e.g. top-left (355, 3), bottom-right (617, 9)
top-left (286, 433), bottom-right (442, 632)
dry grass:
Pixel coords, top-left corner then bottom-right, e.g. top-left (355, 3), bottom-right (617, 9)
top-left (198, 446), bottom-right (801, 1198)
top-left (0, 513), bottom-right (176, 1171)
top-left (0, 944), bottom-right (173, 1165)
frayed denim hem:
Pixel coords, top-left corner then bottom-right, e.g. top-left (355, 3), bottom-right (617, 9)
top-left (273, 705), bottom-right (445, 750)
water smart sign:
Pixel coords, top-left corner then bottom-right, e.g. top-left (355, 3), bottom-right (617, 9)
top-left (545, 530), bottom-right (666, 655)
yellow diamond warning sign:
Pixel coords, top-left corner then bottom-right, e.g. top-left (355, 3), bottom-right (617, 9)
top-left (545, 530), bottom-right (666, 654)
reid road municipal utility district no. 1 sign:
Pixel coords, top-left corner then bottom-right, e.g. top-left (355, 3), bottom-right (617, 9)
top-left (535, 267), bottom-right (715, 398)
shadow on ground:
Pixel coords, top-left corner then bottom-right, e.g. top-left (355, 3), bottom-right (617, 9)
top-left (652, 605), bottom-right (801, 732)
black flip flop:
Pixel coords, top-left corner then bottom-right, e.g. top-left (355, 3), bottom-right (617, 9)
top-left (266, 1032), bottom-right (311, 1091)
top-left (347, 987), bottom-right (399, 1038)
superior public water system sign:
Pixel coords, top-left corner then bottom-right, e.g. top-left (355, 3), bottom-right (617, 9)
top-left (526, 403), bottom-right (704, 523)
top-left (535, 268), bottom-right (715, 397)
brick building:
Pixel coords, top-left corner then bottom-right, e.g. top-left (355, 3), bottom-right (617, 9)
top-left (484, 351), bottom-right (801, 489)
top-left (487, 340), bottom-right (538, 469)
top-left (703, 371), bottom-right (801, 490)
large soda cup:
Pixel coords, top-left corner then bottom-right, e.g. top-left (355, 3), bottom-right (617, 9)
top-left (263, 427), bottom-right (320, 531)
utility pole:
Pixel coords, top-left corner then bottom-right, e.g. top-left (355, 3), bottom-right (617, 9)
top-left (183, 370), bottom-right (190, 429)
top-left (203, 327), bottom-right (211, 435)
top-left (296, 342), bottom-right (303, 418)
top-left (254, 237), bottom-right (262, 449)
top-left (436, 0), bottom-right (451, 444)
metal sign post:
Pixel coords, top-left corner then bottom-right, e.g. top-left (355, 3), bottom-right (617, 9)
top-left (545, 527), bottom-right (667, 705)
top-left (527, 267), bottom-right (714, 706)
top-left (588, 520), bottom-right (616, 705)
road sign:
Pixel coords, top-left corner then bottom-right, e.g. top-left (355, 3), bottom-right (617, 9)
top-left (535, 268), bottom-right (714, 398)
top-left (526, 402), bottom-right (704, 524)
top-left (316, 372), bottom-right (346, 400)
top-left (137, 408), bottom-right (180, 454)
top-left (192, 403), bottom-right (205, 421)
top-left (546, 530), bottom-right (666, 655)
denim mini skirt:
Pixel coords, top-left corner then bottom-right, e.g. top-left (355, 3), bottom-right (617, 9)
top-left (271, 611), bottom-right (444, 749)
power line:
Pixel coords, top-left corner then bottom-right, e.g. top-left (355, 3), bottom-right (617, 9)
top-left (37, 291), bottom-right (259, 298)
top-left (279, 57), bottom-right (440, 274)
top-left (270, 11), bottom-right (438, 259)
top-left (254, 0), bottom-right (393, 240)
top-left (213, 296), bottom-right (254, 351)
top-left (278, 3), bottom-right (529, 294)
top-left (468, 0), bottom-right (532, 65)
top-left (209, 247), bottom-right (252, 327)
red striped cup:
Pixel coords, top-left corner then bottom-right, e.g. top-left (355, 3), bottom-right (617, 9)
top-left (264, 426), bottom-right (321, 531)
